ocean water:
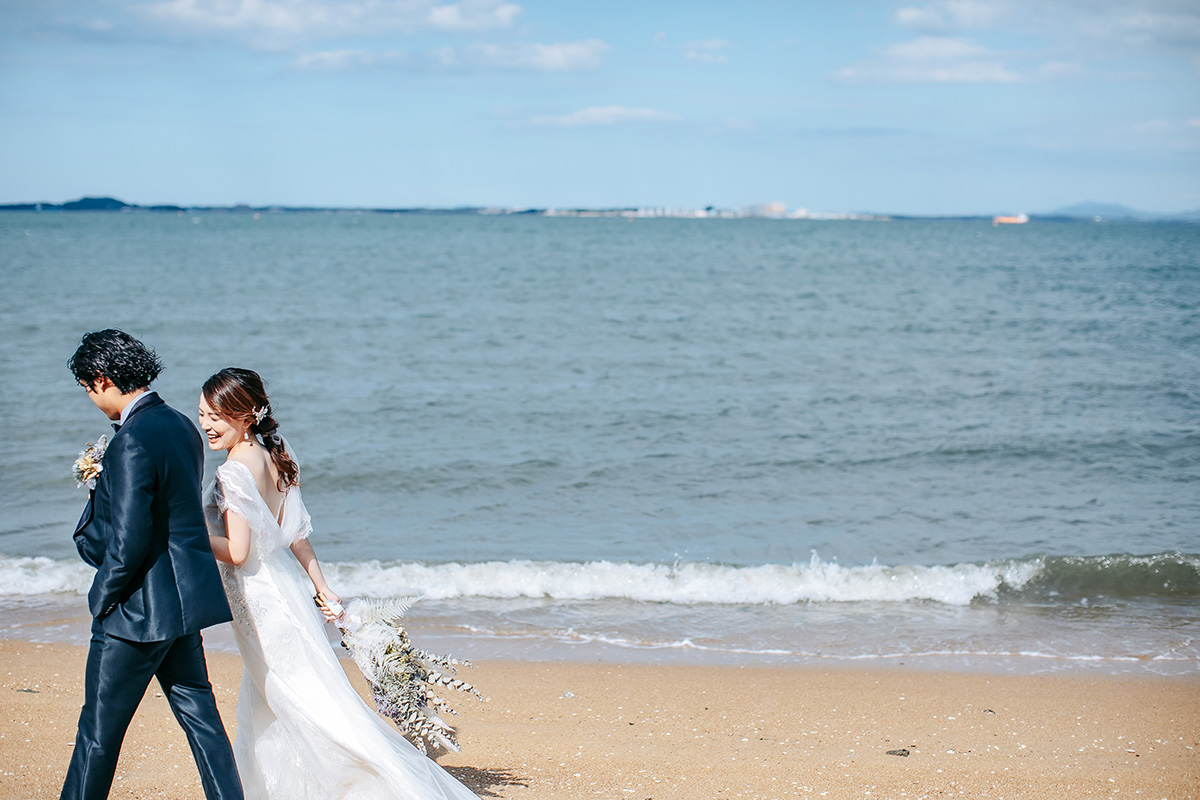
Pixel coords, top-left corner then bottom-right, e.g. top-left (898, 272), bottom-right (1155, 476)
top-left (1, 211), bottom-right (1197, 674)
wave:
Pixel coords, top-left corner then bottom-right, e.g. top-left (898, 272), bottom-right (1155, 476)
top-left (3, 551), bottom-right (1196, 607)
top-left (449, 627), bottom-right (1197, 666)
top-left (0, 556), bottom-right (93, 596)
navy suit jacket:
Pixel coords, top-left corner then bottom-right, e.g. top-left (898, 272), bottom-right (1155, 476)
top-left (73, 393), bottom-right (232, 642)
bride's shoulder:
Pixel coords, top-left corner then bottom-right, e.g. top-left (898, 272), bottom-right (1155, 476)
top-left (224, 450), bottom-right (271, 482)
top-left (220, 451), bottom-right (269, 486)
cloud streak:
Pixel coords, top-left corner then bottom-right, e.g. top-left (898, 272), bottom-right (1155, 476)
top-left (530, 106), bottom-right (682, 127)
top-left (683, 38), bottom-right (730, 63)
top-left (293, 39), bottom-right (608, 71)
top-left (893, 0), bottom-right (1200, 55)
top-left (837, 36), bottom-right (1021, 83)
top-left (1132, 119), bottom-right (1170, 133)
top-left (141, 0), bottom-right (522, 45)
top-left (843, 1), bottom-right (1200, 86)
top-left (469, 39), bottom-right (608, 70)
top-left (894, 0), bottom-right (1001, 31)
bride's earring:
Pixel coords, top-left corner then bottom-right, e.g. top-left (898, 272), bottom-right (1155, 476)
top-left (243, 428), bottom-right (250, 441)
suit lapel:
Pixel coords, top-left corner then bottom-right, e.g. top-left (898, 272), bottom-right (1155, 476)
top-left (74, 491), bottom-right (95, 535)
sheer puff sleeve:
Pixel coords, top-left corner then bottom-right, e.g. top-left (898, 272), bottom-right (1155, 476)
top-left (277, 436), bottom-right (313, 545)
top-left (280, 485), bottom-right (313, 545)
top-left (215, 460), bottom-right (307, 556)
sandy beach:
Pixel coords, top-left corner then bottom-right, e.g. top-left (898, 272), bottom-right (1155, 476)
top-left (1, 639), bottom-right (1196, 799)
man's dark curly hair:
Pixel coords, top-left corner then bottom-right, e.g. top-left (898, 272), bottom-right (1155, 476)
top-left (68, 329), bottom-right (163, 393)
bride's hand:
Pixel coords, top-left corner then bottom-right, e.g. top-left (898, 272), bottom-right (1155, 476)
top-left (315, 589), bottom-right (345, 623)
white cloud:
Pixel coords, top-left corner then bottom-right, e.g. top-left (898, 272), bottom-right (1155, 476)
top-left (142, 0), bottom-right (522, 42)
top-left (684, 38), bottom-right (730, 64)
top-left (884, 36), bottom-right (989, 60)
top-left (469, 39), bottom-right (608, 71)
top-left (723, 117), bottom-right (756, 133)
top-left (894, 0), bottom-right (1200, 55)
top-left (293, 48), bottom-right (405, 69)
top-left (858, 1), bottom-right (1200, 86)
top-left (1036, 60), bottom-right (1089, 80)
top-left (1098, 10), bottom-right (1200, 50)
top-left (894, 0), bottom-right (1001, 31)
top-left (838, 61), bottom-right (1019, 83)
top-left (294, 39), bottom-right (608, 72)
top-left (1132, 119), bottom-right (1171, 133)
top-left (838, 36), bottom-right (1020, 83)
top-left (82, 18), bottom-right (118, 33)
top-left (428, 0), bottom-right (521, 31)
top-left (1186, 118), bottom-right (1200, 128)
top-left (530, 106), bottom-right (682, 127)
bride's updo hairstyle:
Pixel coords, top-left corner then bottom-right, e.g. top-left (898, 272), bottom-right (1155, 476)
top-left (202, 367), bottom-right (300, 489)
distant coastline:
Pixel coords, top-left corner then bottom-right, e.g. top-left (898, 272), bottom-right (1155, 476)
top-left (3, 196), bottom-right (1197, 223)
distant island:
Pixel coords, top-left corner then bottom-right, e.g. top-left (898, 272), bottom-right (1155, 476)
top-left (2, 196), bottom-right (1197, 222)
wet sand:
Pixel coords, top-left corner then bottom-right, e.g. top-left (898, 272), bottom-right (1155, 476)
top-left (1, 639), bottom-right (1197, 799)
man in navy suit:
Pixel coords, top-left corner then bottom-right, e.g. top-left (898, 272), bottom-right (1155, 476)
top-left (63, 329), bottom-right (242, 800)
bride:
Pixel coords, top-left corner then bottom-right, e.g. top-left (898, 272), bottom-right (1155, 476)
top-left (199, 367), bottom-right (478, 800)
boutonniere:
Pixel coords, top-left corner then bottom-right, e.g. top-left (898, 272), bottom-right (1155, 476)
top-left (72, 434), bottom-right (108, 490)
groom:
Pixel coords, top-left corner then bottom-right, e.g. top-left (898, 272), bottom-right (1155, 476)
top-left (63, 329), bottom-right (242, 800)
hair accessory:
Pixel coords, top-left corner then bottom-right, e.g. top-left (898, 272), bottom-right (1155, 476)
top-left (252, 405), bottom-right (269, 425)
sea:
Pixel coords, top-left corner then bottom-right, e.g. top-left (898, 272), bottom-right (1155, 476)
top-left (1, 211), bottom-right (1197, 675)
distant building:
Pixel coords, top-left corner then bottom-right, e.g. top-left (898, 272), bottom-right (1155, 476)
top-left (741, 202), bottom-right (787, 218)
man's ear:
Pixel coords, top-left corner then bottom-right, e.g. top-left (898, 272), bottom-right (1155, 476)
top-left (92, 376), bottom-right (116, 393)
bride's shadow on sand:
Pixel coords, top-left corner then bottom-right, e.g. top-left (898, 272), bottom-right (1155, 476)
top-left (441, 766), bottom-right (529, 797)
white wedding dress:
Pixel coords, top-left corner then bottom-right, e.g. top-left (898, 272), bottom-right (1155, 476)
top-left (204, 459), bottom-right (478, 800)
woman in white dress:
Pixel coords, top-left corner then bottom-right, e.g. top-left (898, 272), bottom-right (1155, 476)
top-left (199, 367), bottom-right (478, 800)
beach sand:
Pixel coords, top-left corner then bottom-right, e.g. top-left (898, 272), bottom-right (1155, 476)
top-left (1, 639), bottom-right (1196, 799)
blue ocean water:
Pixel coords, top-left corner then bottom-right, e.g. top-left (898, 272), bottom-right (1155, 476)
top-left (1, 212), bottom-right (1197, 673)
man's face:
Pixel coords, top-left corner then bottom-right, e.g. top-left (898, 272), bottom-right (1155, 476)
top-left (82, 377), bottom-right (125, 421)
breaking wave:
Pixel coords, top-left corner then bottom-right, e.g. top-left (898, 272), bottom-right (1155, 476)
top-left (3, 551), bottom-right (1195, 607)
top-left (2, 551), bottom-right (1190, 606)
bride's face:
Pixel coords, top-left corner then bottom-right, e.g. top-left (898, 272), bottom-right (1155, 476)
top-left (198, 395), bottom-right (243, 451)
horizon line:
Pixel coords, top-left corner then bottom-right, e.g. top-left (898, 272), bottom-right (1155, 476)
top-left (1, 196), bottom-right (1197, 221)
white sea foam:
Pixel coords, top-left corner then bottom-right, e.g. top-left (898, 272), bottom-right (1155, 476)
top-left (7, 551), bottom-right (1187, 607)
top-left (0, 552), bottom-right (1044, 605)
top-left (321, 553), bottom-right (1042, 606)
top-left (0, 556), bottom-right (91, 596)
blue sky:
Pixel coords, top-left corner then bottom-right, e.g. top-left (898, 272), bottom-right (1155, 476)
top-left (1, 0), bottom-right (1197, 214)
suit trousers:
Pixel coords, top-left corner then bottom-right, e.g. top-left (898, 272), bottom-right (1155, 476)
top-left (60, 619), bottom-right (243, 800)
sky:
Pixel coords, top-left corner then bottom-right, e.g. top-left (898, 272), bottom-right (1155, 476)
top-left (0, 0), bottom-right (1198, 215)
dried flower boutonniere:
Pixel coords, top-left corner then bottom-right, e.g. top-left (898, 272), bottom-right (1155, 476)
top-left (72, 435), bottom-right (108, 490)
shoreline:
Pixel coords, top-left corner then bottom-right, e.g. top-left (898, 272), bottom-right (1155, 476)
top-left (4, 582), bottom-right (1198, 679)
top-left (5, 606), bottom-right (1196, 679)
top-left (2, 638), bottom-right (1197, 799)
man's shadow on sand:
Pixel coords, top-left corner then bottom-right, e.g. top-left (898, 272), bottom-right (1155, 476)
top-left (443, 766), bottom-right (529, 797)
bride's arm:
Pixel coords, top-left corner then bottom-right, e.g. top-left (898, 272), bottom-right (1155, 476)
top-left (290, 538), bottom-right (341, 620)
top-left (210, 511), bottom-right (251, 566)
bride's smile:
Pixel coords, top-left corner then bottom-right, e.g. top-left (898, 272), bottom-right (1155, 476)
top-left (198, 396), bottom-right (244, 451)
